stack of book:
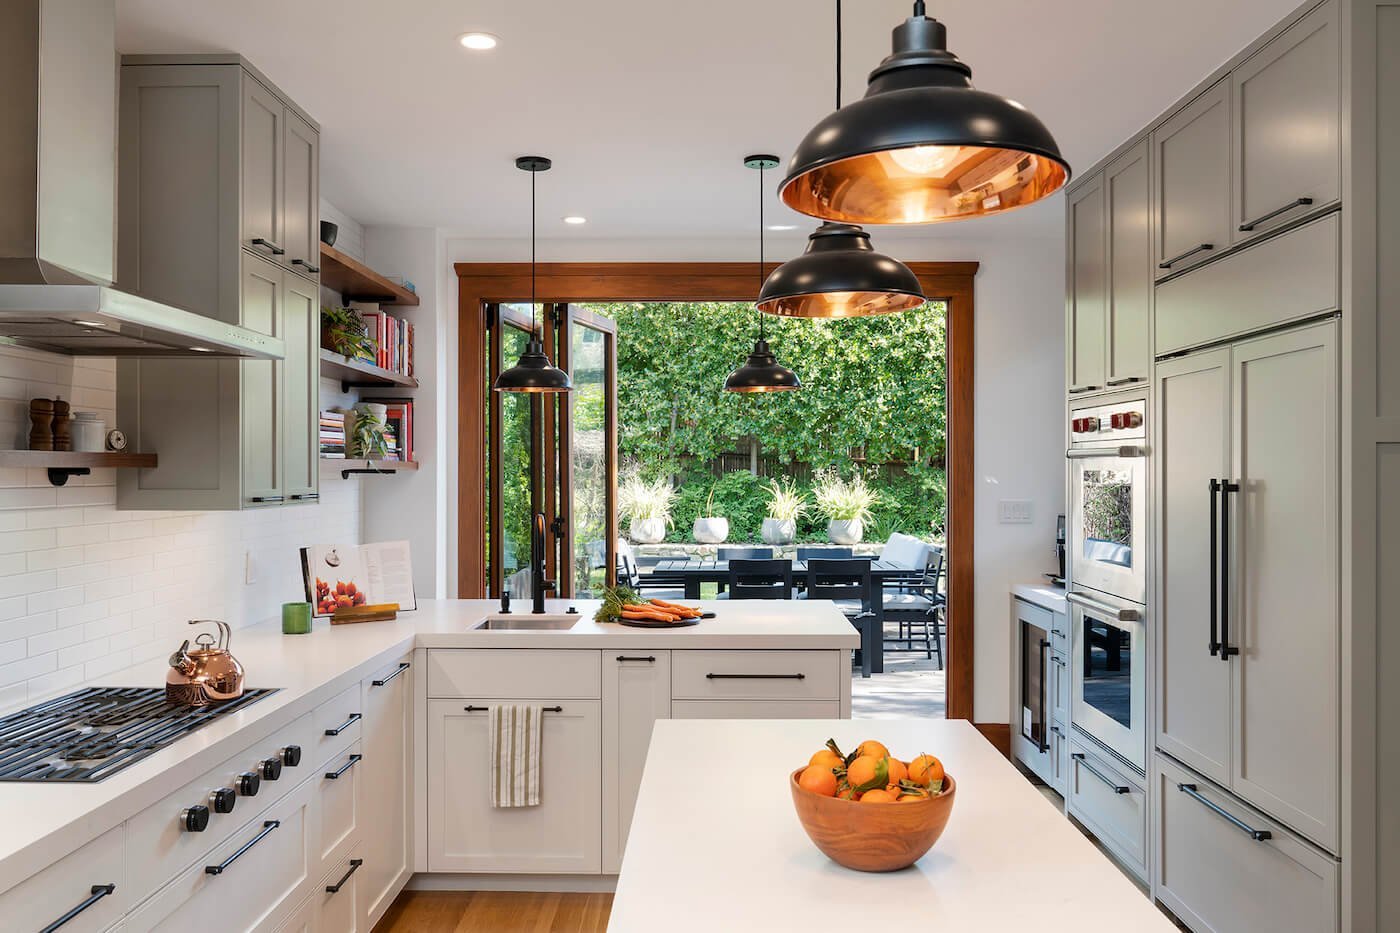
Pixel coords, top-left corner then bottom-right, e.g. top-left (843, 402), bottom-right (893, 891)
top-left (319, 410), bottom-right (346, 459)
top-left (353, 302), bottom-right (414, 377)
top-left (379, 399), bottom-right (414, 462)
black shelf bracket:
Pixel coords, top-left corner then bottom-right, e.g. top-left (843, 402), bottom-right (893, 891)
top-left (341, 379), bottom-right (393, 393)
top-left (46, 466), bottom-right (90, 487)
top-left (340, 462), bottom-right (400, 480)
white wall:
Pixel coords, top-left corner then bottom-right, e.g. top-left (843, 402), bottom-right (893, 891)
top-left (443, 229), bottom-right (1066, 723)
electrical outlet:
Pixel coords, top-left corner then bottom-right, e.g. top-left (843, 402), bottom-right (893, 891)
top-left (998, 499), bottom-right (1033, 524)
top-left (244, 550), bottom-right (256, 585)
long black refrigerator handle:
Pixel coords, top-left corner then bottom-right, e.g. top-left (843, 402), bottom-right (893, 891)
top-left (1220, 480), bottom-right (1240, 660)
top-left (1209, 479), bottom-right (1220, 657)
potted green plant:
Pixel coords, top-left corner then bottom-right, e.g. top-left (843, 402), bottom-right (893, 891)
top-left (692, 483), bottom-right (729, 544)
top-left (813, 470), bottom-right (878, 545)
top-left (619, 474), bottom-right (677, 544)
top-left (347, 402), bottom-right (389, 459)
top-left (761, 477), bottom-right (807, 545)
top-left (321, 305), bottom-right (374, 361)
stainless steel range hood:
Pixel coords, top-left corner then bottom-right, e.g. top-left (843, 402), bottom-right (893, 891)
top-left (0, 0), bottom-right (283, 361)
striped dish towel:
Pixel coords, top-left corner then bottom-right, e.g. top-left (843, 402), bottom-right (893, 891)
top-left (489, 704), bottom-right (543, 808)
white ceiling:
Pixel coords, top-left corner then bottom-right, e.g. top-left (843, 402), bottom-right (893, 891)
top-left (116, 0), bottom-right (1303, 242)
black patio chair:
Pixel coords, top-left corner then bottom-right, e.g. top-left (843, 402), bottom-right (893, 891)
top-left (796, 546), bottom-right (855, 561)
top-left (882, 547), bottom-right (945, 668)
top-left (804, 558), bottom-right (877, 678)
top-left (721, 558), bottom-right (793, 600)
top-left (717, 546), bottom-right (774, 560)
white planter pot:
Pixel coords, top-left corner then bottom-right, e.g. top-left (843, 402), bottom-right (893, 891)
top-left (761, 517), bottom-right (796, 545)
top-left (629, 517), bottom-right (667, 544)
top-left (692, 517), bottom-right (729, 544)
top-left (827, 518), bottom-right (864, 545)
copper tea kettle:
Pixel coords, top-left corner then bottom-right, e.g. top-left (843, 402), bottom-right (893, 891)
top-left (166, 620), bottom-right (245, 706)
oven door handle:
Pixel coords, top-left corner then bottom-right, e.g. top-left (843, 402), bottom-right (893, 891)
top-left (1066, 445), bottom-right (1147, 459)
top-left (1037, 639), bottom-right (1051, 753)
top-left (1066, 591), bottom-right (1140, 622)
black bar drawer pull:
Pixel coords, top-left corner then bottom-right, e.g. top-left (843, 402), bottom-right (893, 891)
top-left (1158, 243), bottom-right (1213, 269)
top-left (325, 753), bottom-right (362, 779)
top-left (1072, 752), bottom-right (1130, 794)
top-left (325, 858), bottom-right (364, 894)
top-left (206, 820), bottom-right (280, 875)
top-left (1105, 376), bottom-right (1145, 386)
top-left (249, 495), bottom-right (285, 503)
top-left (616, 655), bottom-right (657, 662)
top-left (464, 705), bottom-right (564, 713)
top-left (706, 672), bottom-right (805, 680)
top-left (250, 237), bottom-right (285, 255)
top-left (1067, 384), bottom-right (1102, 395)
top-left (324, 712), bottom-right (362, 736)
top-left (1239, 197), bottom-right (1313, 232)
top-left (289, 493), bottom-right (319, 501)
top-left (291, 258), bottom-right (321, 273)
top-left (39, 884), bottom-right (116, 933)
top-left (1178, 783), bottom-right (1272, 841)
top-left (372, 662), bottom-right (410, 687)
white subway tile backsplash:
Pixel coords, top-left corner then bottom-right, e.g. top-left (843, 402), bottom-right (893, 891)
top-left (0, 528), bottom-right (56, 553)
top-left (0, 570), bottom-right (56, 599)
top-left (26, 546), bottom-right (85, 572)
top-left (0, 653), bottom-right (57, 688)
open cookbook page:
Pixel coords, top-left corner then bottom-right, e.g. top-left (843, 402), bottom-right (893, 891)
top-left (301, 540), bottom-right (417, 617)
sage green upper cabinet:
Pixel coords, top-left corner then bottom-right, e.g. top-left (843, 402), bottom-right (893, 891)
top-left (1066, 174), bottom-right (1107, 395)
top-left (1231, 0), bottom-right (1340, 243)
top-left (241, 77), bottom-right (285, 263)
top-left (1105, 141), bottom-right (1151, 386)
top-left (241, 253), bottom-right (284, 505)
top-left (1153, 80), bottom-right (1231, 279)
top-left (284, 112), bottom-right (321, 277)
top-left (282, 272), bottom-right (320, 502)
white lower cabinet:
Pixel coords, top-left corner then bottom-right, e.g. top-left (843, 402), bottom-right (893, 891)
top-left (316, 845), bottom-right (366, 933)
top-left (357, 657), bottom-right (413, 926)
top-left (1065, 737), bottom-right (1148, 883)
top-left (1155, 753), bottom-right (1338, 933)
top-left (603, 651), bottom-right (671, 873)
top-left (427, 698), bottom-right (603, 873)
top-left (0, 825), bottom-right (127, 933)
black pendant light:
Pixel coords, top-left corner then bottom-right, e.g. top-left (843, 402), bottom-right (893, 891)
top-left (725, 156), bottom-right (801, 394)
top-left (758, 0), bottom-right (925, 319)
top-left (780, 0), bottom-right (1070, 225)
top-left (493, 156), bottom-right (572, 394)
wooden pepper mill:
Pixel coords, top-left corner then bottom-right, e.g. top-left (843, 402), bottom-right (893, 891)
top-left (28, 398), bottom-right (54, 451)
top-left (50, 397), bottom-right (72, 452)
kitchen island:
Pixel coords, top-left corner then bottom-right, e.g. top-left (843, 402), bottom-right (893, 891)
top-left (610, 718), bottom-right (1176, 932)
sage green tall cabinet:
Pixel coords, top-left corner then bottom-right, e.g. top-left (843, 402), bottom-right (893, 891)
top-left (115, 55), bottom-right (320, 509)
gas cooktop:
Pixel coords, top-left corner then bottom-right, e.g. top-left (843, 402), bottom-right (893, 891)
top-left (0, 686), bottom-right (276, 783)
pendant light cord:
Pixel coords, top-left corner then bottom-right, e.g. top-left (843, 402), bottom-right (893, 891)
top-left (757, 161), bottom-right (766, 342)
top-left (835, 0), bottom-right (841, 110)
top-left (531, 167), bottom-right (538, 336)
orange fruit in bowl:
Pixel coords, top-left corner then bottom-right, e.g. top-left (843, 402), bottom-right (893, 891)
top-left (797, 764), bottom-right (839, 797)
top-left (885, 757), bottom-right (908, 786)
top-left (898, 793), bottom-right (926, 803)
top-left (909, 754), bottom-right (944, 786)
top-left (859, 788), bottom-right (897, 804)
top-left (845, 755), bottom-right (887, 791)
top-left (855, 739), bottom-right (889, 760)
top-left (808, 748), bottom-right (843, 772)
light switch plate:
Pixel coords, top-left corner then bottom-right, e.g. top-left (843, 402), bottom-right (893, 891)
top-left (244, 549), bottom-right (256, 585)
top-left (998, 499), bottom-right (1033, 524)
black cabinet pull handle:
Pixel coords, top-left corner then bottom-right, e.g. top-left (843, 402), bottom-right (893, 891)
top-left (324, 712), bottom-right (362, 736)
top-left (250, 237), bottom-right (285, 255)
top-left (372, 662), bottom-right (411, 686)
top-left (1072, 752), bottom-right (1130, 794)
top-left (325, 858), bottom-right (364, 894)
top-left (1239, 197), bottom-right (1313, 232)
top-left (206, 820), bottom-right (279, 875)
top-left (1067, 385), bottom-right (1102, 395)
top-left (1105, 376), bottom-right (1145, 386)
top-left (1037, 639), bottom-right (1050, 754)
top-left (289, 493), bottom-right (319, 501)
top-left (249, 495), bottom-right (285, 503)
top-left (1049, 724), bottom-right (1065, 738)
top-left (291, 258), bottom-right (321, 273)
top-left (705, 673), bottom-right (805, 680)
top-left (1220, 480), bottom-right (1240, 660)
top-left (325, 753), bottom-right (362, 779)
top-left (1159, 243), bottom-right (1213, 269)
top-left (39, 883), bottom-right (115, 933)
top-left (1209, 478), bottom-right (1220, 657)
top-left (1178, 783), bottom-right (1272, 840)
top-left (463, 705), bottom-right (563, 713)
top-left (616, 655), bottom-right (657, 662)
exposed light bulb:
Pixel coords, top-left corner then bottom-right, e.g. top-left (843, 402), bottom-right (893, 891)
top-left (888, 144), bottom-right (958, 175)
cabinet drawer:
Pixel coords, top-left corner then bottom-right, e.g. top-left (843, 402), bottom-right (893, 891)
top-left (672, 700), bottom-right (840, 719)
top-left (1065, 738), bottom-right (1148, 881)
top-left (316, 740), bottom-right (363, 877)
top-left (427, 649), bottom-right (601, 699)
top-left (1155, 211), bottom-right (1338, 355)
top-left (672, 650), bottom-right (839, 700)
top-left (1155, 753), bottom-right (1338, 933)
top-left (1050, 650), bottom-right (1069, 725)
top-left (313, 682), bottom-right (363, 757)
top-left (0, 825), bottom-right (127, 933)
top-left (314, 844), bottom-right (365, 933)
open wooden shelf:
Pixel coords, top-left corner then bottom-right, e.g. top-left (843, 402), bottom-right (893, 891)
top-left (321, 458), bottom-right (419, 480)
top-left (319, 349), bottom-right (418, 392)
top-left (0, 449), bottom-right (158, 486)
top-left (319, 243), bottom-right (420, 306)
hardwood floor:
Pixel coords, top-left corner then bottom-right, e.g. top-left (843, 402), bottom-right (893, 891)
top-left (374, 891), bottom-right (612, 933)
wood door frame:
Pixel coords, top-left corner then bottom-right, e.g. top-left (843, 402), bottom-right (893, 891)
top-left (456, 261), bottom-right (979, 721)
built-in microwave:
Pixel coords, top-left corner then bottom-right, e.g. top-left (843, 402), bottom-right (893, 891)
top-left (1067, 395), bottom-right (1148, 606)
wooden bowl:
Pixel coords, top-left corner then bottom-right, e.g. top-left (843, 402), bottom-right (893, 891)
top-left (789, 768), bottom-right (956, 872)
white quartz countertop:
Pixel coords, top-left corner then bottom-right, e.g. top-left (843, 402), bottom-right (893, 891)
top-left (610, 718), bottom-right (1174, 932)
top-left (1012, 581), bottom-right (1067, 613)
top-left (0, 597), bottom-right (856, 893)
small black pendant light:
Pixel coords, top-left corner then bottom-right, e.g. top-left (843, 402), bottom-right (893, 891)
top-left (758, 0), bottom-right (925, 319)
top-left (493, 156), bottom-right (572, 393)
top-left (725, 155), bottom-right (801, 394)
top-left (780, 0), bottom-right (1070, 225)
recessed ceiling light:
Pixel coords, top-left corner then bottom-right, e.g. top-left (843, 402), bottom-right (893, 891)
top-left (562, 216), bottom-right (587, 225)
top-left (457, 32), bottom-right (498, 50)
top-left (767, 224), bottom-right (798, 231)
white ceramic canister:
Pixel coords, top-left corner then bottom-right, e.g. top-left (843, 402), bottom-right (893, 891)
top-left (71, 412), bottom-right (106, 452)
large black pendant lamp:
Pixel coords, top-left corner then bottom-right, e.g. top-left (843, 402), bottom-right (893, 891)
top-left (758, 0), bottom-right (925, 319)
top-left (493, 156), bottom-right (572, 393)
top-left (780, 0), bottom-right (1070, 225)
top-left (725, 155), bottom-right (800, 394)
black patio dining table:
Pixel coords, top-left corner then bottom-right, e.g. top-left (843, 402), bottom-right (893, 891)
top-left (641, 558), bottom-right (917, 676)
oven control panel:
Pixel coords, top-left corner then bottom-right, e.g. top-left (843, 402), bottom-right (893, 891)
top-left (1070, 397), bottom-right (1147, 443)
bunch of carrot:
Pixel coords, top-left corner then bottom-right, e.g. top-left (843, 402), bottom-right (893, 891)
top-left (618, 598), bottom-right (702, 623)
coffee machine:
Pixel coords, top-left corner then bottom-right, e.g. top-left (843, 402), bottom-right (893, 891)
top-left (1050, 514), bottom-right (1066, 585)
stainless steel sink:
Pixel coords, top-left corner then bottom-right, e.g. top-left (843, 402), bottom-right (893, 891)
top-left (475, 614), bottom-right (580, 631)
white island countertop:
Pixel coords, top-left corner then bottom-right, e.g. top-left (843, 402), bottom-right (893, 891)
top-left (611, 718), bottom-right (1175, 932)
top-left (0, 597), bottom-right (856, 893)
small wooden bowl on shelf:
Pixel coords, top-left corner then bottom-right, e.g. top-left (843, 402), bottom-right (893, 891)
top-left (789, 768), bottom-right (956, 872)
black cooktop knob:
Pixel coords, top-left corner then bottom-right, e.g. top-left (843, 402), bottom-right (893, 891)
top-left (238, 770), bottom-right (260, 797)
top-left (261, 756), bottom-right (283, 781)
top-left (210, 787), bottom-right (237, 813)
top-left (182, 804), bottom-right (210, 833)
top-left (281, 745), bottom-right (302, 768)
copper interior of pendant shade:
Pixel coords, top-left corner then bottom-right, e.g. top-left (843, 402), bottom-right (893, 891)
top-left (725, 383), bottom-right (800, 393)
top-left (758, 289), bottom-right (925, 319)
top-left (782, 145), bottom-right (1068, 225)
